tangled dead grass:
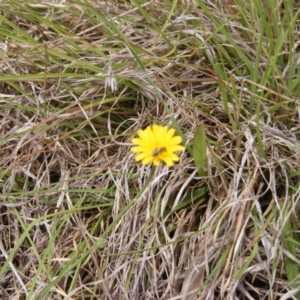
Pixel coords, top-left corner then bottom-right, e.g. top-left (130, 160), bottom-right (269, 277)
top-left (0, 1), bottom-right (300, 299)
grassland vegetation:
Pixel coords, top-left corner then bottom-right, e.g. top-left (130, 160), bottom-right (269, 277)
top-left (0, 0), bottom-right (300, 299)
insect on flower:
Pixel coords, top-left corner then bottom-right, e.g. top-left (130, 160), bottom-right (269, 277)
top-left (151, 147), bottom-right (166, 157)
top-left (131, 124), bottom-right (185, 166)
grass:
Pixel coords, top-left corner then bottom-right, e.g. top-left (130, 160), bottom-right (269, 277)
top-left (0, 0), bottom-right (300, 299)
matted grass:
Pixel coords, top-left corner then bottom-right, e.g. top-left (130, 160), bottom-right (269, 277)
top-left (0, 0), bottom-right (300, 299)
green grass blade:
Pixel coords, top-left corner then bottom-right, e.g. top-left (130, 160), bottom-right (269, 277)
top-left (281, 203), bottom-right (300, 298)
top-left (193, 124), bottom-right (208, 177)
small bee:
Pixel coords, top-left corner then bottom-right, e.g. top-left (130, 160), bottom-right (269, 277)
top-left (151, 147), bottom-right (166, 157)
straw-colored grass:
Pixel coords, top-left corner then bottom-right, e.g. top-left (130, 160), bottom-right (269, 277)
top-left (0, 0), bottom-right (300, 299)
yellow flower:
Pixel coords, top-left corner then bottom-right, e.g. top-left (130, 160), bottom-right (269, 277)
top-left (131, 124), bottom-right (185, 166)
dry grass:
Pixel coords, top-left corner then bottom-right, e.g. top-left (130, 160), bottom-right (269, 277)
top-left (0, 0), bottom-right (300, 299)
